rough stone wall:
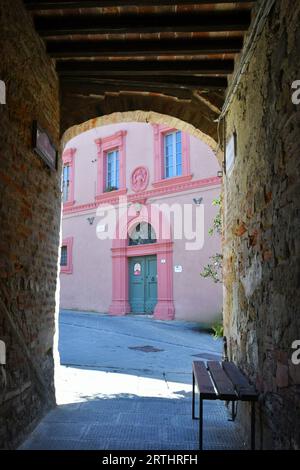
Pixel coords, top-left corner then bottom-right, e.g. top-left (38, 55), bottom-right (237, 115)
top-left (0, 0), bottom-right (60, 449)
top-left (224, 0), bottom-right (300, 449)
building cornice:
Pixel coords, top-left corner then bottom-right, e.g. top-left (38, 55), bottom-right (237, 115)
top-left (63, 175), bottom-right (222, 216)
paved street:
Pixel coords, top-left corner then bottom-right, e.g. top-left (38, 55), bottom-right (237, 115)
top-left (20, 311), bottom-right (246, 450)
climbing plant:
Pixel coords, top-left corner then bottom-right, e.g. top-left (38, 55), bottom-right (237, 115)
top-left (200, 197), bottom-right (223, 284)
top-left (211, 321), bottom-right (224, 340)
top-left (201, 196), bottom-right (224, 339)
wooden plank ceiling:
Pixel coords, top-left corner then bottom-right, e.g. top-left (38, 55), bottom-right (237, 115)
top-left (24, 0), bottom-right (256, 111)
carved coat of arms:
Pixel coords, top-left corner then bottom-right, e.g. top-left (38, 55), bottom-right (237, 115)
top-left (131, 166), bottom-right (149, 192)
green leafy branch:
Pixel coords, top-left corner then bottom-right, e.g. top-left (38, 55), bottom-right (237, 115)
top-left (211, 321), bottom-right (224, 340)
top-left (200, 196), bottom-right (223, 284)
top-left (208, 197), bottom-right (222, 236)
top-left (200, 253), bottom-right (223, 284)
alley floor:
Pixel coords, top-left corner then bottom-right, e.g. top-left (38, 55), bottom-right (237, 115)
top-left (20, 311), bottom-right (246, 450)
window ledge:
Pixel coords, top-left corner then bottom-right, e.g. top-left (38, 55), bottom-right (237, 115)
top-left (95, 188), bottom-right (127, 203)
top-left (60, 267), bottom-right (73, 274)
top-left (63, 200), bottom-right (75, 208)
top-left (152, 174), bottom-right (193, 188)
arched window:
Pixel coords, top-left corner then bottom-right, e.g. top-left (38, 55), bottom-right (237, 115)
top-left (128, 222), bottom-right (157, 246)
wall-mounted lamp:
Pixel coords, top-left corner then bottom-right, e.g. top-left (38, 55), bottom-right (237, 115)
top-left (193, 197), bottom-right (203, 205)
top-left (217, 170), bottom-right (223, 178)
top-left (87, 217), bottom-right (95, 225)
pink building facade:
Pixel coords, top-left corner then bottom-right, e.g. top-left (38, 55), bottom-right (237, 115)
top-left (60, 122), bottom-right (222, 323)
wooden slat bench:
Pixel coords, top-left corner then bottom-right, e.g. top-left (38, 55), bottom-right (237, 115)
top-left (192, 360), bottom-right (258, 450)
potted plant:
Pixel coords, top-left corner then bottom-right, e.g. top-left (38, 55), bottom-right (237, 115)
top-left (104, 186), bottom-right (118, 192)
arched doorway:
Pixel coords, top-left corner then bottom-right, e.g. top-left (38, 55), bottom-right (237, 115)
top-left (109, 203), bottom-right (175, 320)
top-left (128, 222), bottom-right (158, 314)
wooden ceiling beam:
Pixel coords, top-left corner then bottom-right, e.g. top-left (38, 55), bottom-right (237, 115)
top-left (61, 75), bottom-right (228, 89)
top-left (61, 81), bottom-right (193, 100)
top-left (47, 37), bottom-right (243, 58)
top-left (56, 58), bottom-right (234, 75)
top-left (25, 0), bottom-right (255, 11)
top-left (35, 11), bottom-right (251, 36)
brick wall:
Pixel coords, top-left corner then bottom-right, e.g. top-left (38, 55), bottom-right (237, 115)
top-left (0, 0), bottom-right (60, 449)
top-left (0, 0), bottom-right (299, 451)
top-left (224, 0), bottom-right (300, 449)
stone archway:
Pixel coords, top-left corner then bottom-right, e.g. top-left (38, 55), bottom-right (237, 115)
top-left (61, 98), bottom-right (223, 163)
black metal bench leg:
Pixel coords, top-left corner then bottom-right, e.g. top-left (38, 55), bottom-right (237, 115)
top-left (199, 396), bottom-right (203, 450)
top-left (231, 400), bottom-right (237, 421)
top-left (192, 371), bottom-right (196, 419)
top-left (251, 401), bottom-right (255, 450)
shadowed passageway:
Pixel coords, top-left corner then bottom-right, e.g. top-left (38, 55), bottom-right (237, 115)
top-left (20, 312), bottom-right (245, 450)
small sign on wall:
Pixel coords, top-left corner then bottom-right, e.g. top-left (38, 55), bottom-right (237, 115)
top-left (133, 263), bottom-right (141, 276)
top-left (32, 120), bottom-right (57, 171)
top-left (174, 265), bottom-right (183, 273)
top-left (225, 132), bottom-right (236, 176)
top-left (97, 224), bottom-right (106, 232)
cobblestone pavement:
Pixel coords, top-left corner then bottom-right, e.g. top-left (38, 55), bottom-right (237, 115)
top-left (20, 311), bottom-right (246, 450)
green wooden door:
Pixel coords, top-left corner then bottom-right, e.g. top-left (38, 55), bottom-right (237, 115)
top-left (129, 257), bottom-right (145, 313)
top-left (129, 255), bottom-right (157, 314)
top-left (145, 256), bottom-right (158, 313)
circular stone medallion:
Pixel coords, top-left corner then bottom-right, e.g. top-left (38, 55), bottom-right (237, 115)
top-left (131, 166), bottom-right (149, 192)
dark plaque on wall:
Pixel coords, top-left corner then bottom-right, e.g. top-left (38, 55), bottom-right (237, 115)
top-left (32, 120), bottom-right (57, 171)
